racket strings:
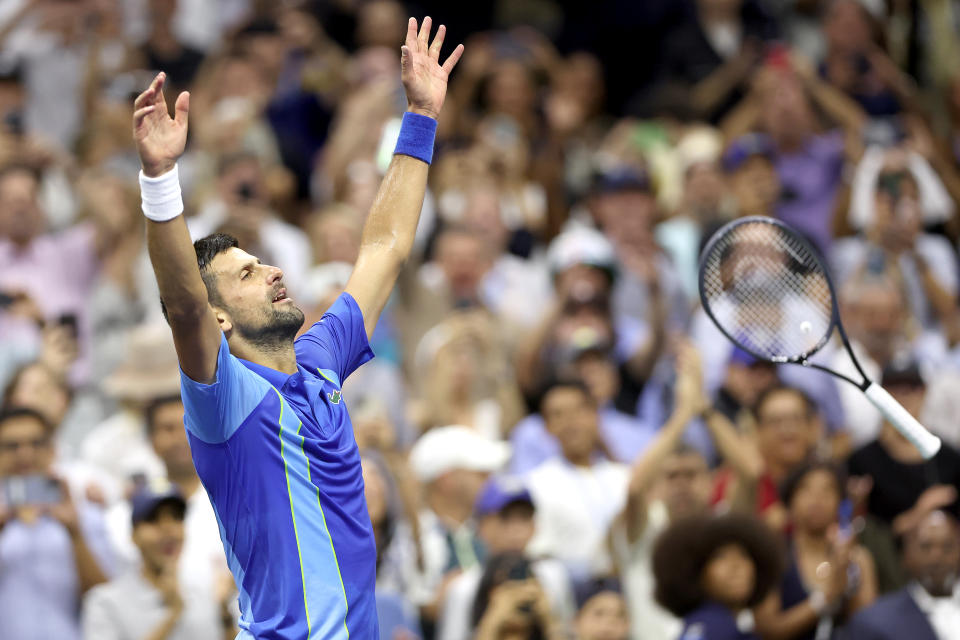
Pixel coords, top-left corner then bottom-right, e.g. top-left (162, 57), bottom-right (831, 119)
top-left (701, 220), bottom-right (833, 362)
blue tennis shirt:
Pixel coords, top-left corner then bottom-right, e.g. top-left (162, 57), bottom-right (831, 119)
top-left (180, 293), bottom-right (378, 639)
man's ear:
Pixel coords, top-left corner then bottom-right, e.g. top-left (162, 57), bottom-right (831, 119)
top-left (212, 306), bottom-right (232, 334)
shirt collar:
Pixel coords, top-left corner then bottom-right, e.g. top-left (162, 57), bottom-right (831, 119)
top-left (238, 357), bottom-right (297, 389)
top-left (908, 580), bottom-right (960, 613)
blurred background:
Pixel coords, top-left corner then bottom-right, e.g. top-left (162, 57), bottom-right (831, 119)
top-left (1, 0), bottom-right (960, 639)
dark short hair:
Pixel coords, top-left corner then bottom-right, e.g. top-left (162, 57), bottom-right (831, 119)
top-left (537, 377), bottom-right (594, 414)
top-left (160, 233), bottom-right (239, 320)
top-left (653, 513), bottom-right (784, 617)
top-left (144, 394), bottom-right (184, 436)
top-left (779, 460), bottom-right (845, 509)
top-left (0, 407), bottom-right (54, 437)
top-left (753, 385), bottom-right (814, 422)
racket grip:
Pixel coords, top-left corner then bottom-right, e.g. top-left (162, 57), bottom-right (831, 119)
top-left (864, 383), bottom-right (941, 459)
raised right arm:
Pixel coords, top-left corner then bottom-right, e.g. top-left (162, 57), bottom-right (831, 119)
top-left (134, 72), bottom-right (221, 384)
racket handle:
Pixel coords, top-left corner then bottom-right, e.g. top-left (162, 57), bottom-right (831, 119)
top-left (864, 383), bottom-right (941, 459)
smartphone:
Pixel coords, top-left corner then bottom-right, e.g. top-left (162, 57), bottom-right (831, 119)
top-left (506, 559), bottom-right (532, 582)
top-left (838, 498), bottom-right (854, 539)
top-left (2, 474), bottom-right (62, 507)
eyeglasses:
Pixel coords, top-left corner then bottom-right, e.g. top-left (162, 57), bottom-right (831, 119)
top-left (0, 438), bottom-right (49, 453)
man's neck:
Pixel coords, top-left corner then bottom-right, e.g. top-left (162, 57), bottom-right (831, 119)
top-left (140, 561), bottom-right (166, 587)
top-left (428, 493), bottom-right (472, 529)
top-left (229, 339), bottom-right (299, 374)
top-left (168, 470), bottom-right (201, 498)
top-left (564, 452), bottom-right (594, 468)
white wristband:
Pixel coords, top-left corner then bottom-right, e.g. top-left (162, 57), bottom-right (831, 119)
top-left (139, 164), bottom-right (183, 221)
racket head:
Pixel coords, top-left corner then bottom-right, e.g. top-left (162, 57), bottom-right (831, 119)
top-left (698, 216), bottom-right (840, 365)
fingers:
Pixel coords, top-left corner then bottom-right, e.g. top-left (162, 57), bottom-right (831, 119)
top-left (134, 72), bottom-right (165, 110)
top-left (133, 105), bottom-right (156, 126)
top-left (417, 16), bottom-right (431, 50)
top-left (429, 24), bottom-right (445, 60)
top-left (405, 17), bottom-right (417, 49)
top-left (174, 91), bottom-right (190, 128)
top-left (441, 43), bottom-right (465, 74)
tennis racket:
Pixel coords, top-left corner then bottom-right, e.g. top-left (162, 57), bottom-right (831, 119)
top-left (698, 216), bottom-right (941, 459)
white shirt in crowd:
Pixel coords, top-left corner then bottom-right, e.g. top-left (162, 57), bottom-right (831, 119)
top-left (908, 582), bottom-right (960, 640)
top-left (525, 458), bottom-right (629, 580)
top-left (612, 500), bottom-right (683, 640)
top-left (105, 484), bottom-right (226, 598)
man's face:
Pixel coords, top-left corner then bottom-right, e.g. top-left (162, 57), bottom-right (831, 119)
top-left (132, 504), bottom-right (185, 573)
top-left (435, 232), bottom-right (490, 303)
top-left (207, 248), bottom-right (305, 347)
top-left (574, 591), bottom-right (630, 640)
top-left (657, 451), bottom-right (711, 519)
top-left (542, 387), bottom-right (599, 463)
top-left (887, 383), bottom-right (925, 420)
top-left (730, 156), bottom-right (780, 216)
top-left (0, 416), bottom-right (53, 477)
top-left (756, 390), bottom-right (818, 468)
top-left (478, 501), bottom-right (536, 555)
top-left (760, 75), bottom-right (813, 147)
top-left (148, 400), bottom-right (192, 479)
top-left (0, 169), bottom-right (43, 244)
top-left (592, 190), bottom-right (656, 248)
top-left (846, 285), bottom-right (905, 362)
top-left (904, 512), bottom-right (960, 597)
top-left (724, 362), bottom-right (778, 408)
top-left (684, 162), bottom-right (726, 215)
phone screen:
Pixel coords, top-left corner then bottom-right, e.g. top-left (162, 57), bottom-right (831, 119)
top-left (2, 474), bottom-right (62, 507)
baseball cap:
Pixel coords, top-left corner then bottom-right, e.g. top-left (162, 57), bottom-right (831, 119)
top-left (880, 356), bottom-right (925, 388)
top-left (409, 426), bottom-right (511, 483)
top-left (728, 346), bottom-right (773, 369)
top-left (547, 226), bottom-right (617, 277)
top-left (574, 576), bottom-right (623, 610)
top-left (131, 479), bottom-right (187, 526)
top-left (722, 133), bottom-right (775, 173)
top-left (474, 475), bottom-right (533, 516)
top-left (592, 166), bottom-right (652, 195)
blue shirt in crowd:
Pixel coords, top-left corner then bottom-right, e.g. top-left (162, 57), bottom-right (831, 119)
top-left (181, 293), bottom-right (377, 639)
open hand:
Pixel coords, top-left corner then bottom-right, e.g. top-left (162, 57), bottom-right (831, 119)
top-left (400, 17), bottom-right (464, 120)
top-left (132, 72), bottom-right (189, 177)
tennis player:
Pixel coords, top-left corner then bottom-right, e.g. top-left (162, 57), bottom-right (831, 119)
top-left (131, 17), bottom-right (462, 639)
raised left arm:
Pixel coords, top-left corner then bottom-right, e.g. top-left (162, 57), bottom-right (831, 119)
top-left (345, 16), bottom-right (463, 339)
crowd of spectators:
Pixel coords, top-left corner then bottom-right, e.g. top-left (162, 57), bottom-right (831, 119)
top-left (1, 0), bottom-right (960, 639)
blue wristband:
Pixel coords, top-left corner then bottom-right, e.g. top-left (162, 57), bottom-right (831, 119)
top-left (394, 112), bottom-right (438, 164)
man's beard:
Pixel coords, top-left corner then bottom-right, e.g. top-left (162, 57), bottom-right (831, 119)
top-left (233, 304), bottom-right (305, 352)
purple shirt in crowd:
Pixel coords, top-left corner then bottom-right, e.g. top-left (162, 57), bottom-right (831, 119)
top-left (775, 130), bottom-right (846, 252)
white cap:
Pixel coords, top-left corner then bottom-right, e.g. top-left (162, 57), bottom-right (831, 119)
top-left (547, 226), bottom-right (617, 276)
top-left (409, 426), bottom-right (511, 483)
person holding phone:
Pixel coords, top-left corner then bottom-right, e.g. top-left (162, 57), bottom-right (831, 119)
top-left (0, 407), bottom-right (113, 640)
top-left (471, 552), bottom-right (566, 640)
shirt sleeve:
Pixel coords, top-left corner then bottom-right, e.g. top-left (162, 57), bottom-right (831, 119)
top-left (180, 332), bottom-right (272, 444)
top-left (81, 586), bottom-right (123, 640)
top-left (294, 292), bottom-right (374, 384)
